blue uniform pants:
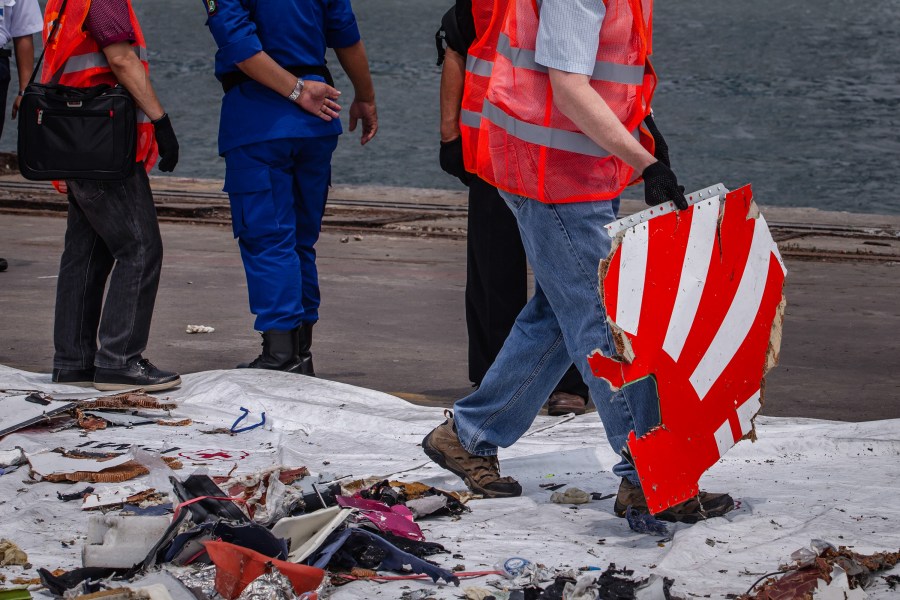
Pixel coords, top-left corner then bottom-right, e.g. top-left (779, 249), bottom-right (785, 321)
top-left (224, 135), bottom-right (339, 332)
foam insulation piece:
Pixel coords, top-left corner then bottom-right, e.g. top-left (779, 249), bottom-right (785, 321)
top-left (82, 515), bottom-right (171, 569)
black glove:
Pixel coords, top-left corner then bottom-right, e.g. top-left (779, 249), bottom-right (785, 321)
top-left (642, 161), bottom-right (689, 210)
top-left (643, 113), bottom-right (670, 168)
top-left (152, 113), bottom-right (179, 173)
top-left (439, 137), bottom-right (471, 186)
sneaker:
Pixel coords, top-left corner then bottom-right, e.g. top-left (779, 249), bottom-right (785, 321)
top-left (52, 367), bottom-right (96, 387)
top-left (93, 358), bottom-right (181, 392)
top-left (613, 478), bottom-right (734, 524)
top-left (422, 410), bottom-right (522, 498)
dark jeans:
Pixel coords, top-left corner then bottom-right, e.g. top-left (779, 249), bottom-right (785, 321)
top-left (53, 166), bottom-right (163, 370)
top-left (465, 177), bottom-right (589, 399)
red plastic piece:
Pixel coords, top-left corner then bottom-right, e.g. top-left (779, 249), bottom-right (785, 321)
top-left (589, 185), bottom-right (786, 513)
top-left (204, 540), bottom-right (325, 599)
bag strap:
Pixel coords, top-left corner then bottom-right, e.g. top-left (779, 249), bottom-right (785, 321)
top-left (29, 0), bottom-right (70, 86)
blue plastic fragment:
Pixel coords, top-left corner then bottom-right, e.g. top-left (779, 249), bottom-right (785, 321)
top-left (230, 406), bottom-right (266, 433)
top-left (625, 506), bottom-right (669, 535)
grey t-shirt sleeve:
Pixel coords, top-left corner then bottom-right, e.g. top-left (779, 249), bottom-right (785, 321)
top-left (534, 0), bottom-right (606, 76)
top-left (7, 0), bottom-right (43, 38)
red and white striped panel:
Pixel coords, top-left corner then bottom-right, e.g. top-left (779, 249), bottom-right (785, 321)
top-left (589, 184), bottom-right (786, 514)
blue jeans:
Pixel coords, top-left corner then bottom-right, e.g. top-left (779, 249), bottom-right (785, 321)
top-left (453, 191), bottom-right (661, 484)
top-left (224, 135), bottom-right (338, 332)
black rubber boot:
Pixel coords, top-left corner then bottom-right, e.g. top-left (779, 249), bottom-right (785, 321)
top-left (295, 322), bottom-right (316, 376)
top-left (238, 329), bottom-right (305, 372)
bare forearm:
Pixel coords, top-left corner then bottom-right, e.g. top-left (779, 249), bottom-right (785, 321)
top-left (334, 41), bottom-right (374, 101)
top-left (549, 69), bottom-right (655, 172)
top-left (103, 43), bottom-right (164, 120)
top-left (12, 36), bottom-right (34, 91)
top-left (440, 48), bottom-right (465, 142)
top-left (236, 51), bottom-right (297, 97)
top-left (237, 50), bottom-right (342, 121)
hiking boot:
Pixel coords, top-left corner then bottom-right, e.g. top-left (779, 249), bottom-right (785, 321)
top-left (52, 367), bottom-right (96, 387)
top-left (613, 478), bottom-right (734, 524)
top-left (547, 391), bottom-right (588, 416)
top-left (422, 410), bottom-right (522, 498)
top-left (94, 358), bottom-right (181, 392)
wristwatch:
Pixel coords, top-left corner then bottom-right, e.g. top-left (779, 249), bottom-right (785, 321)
top-left (287, 78), bottom-right (304, 102)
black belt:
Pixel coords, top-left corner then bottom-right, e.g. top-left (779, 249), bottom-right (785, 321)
top-left (221, 64), bottom-right (334, 94)
top-left (0, 48), bottom-right (12, 58)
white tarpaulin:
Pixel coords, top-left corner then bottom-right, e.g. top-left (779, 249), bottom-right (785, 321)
top-left (1, 365), bottom-right (898, 598)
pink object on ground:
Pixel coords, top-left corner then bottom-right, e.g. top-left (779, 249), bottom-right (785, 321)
top-left (336, 496), bottom-right (424, 541)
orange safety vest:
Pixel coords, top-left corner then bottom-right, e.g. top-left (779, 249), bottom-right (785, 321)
top-left (475, 0), bottom-right (657, 204)
top-left (459, 0), bottom-right (506, 173)
top-left (41, 0), bottom-right (158, 180)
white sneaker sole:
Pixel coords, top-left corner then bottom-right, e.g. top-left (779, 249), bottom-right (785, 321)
top-left (93, 377), bottom-right (182, 392)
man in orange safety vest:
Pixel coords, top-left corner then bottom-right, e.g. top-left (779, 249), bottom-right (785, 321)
top-left (424, 0), bottom-right (736, 524)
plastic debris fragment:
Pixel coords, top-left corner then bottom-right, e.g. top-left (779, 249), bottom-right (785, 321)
top-left (186, 324), bottom-right (215, 334)
top-left (625, 506), bottom-right (669, 536)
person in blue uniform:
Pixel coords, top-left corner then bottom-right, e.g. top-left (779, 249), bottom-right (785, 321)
top-left (204, 0), bottom-right (377, 376)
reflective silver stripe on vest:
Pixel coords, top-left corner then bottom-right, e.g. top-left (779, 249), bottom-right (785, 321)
top-left (465, 53), bottom-right (494, 77)
top-left (496, 34), bottom-right (644, 85)
top-left (482, 100), bottom-right (638, 158)
top-left (460, 108), bottom-right (481, 128)
top-left (62, 46), bottom-right (148, 75)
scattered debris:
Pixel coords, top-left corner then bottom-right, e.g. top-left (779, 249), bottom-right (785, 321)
top-left (271, 506), bottom-right (354, 563)
top-left (625, 507), bottom-right (669, 536)
top-left (78, 392), bottom-right (177, 412)
top-left (57, 485), bottom-right (95, 502)
top-left (591, 492), bottom-right (615, 501)
top-left (0, 538), bottom-right (28, 566)
top-left (83, 515), bottom-right (171, 569)
top-left (0, 448), bottom-right (26, 469)
top-left (205, 540), bottom-right (325, 599)
top-left (550, 487), bottom-right (591, 505)
top-left (743, 540), bottom-right (900, 599)
top-left (26, 449), bottom-right (182, 483)
top-left (230, 407), bottom-right (267, 434)
top-left (82, 487), bottom-right (166, 511)
top-left (185, 325), bottom-right (215, 334)
top-left (0, 393), bottom-right (77, 436)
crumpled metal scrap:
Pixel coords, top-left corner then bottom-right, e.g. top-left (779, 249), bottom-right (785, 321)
top-left (236, 569), bottom-right (299, 599)
top-left (170, 565), bottom-right (217, 598)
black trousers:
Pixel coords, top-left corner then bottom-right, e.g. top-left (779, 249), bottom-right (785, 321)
top-left (53, 167), bottom-right (163, 370)
top-left (0, 53), bottom-right (10, 140)
top-left (465, 177), bottom-right (589, 398)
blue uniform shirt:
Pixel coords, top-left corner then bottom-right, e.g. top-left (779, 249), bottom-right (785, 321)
top-left (204, 0), bottom-right (362, 155)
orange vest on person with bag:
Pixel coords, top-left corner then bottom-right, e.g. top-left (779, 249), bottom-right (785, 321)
top-left (41, 0), bottom-right (158, 183)
top-left (459, 0), bottom-right (506, 173)
top-left (475, 0), bottom-right (657, 204)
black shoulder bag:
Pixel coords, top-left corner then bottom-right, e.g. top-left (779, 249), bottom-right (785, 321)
top-left (18, 0), bottom-right (137, 181)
